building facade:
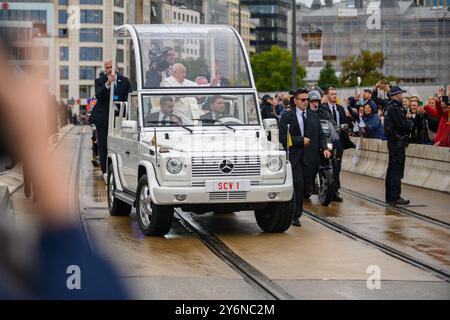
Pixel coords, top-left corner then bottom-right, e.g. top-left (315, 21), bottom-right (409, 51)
top-left (0, 0), bottom-right (56, 95)
top-left (55, 0), bottom-right (128, 116)
top-left (294, 1), bottom-right (450, 85)
top-left (241, 0), bottom-right (291, 53)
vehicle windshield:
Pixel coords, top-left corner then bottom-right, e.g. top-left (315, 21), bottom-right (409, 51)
top-left (133, 25), bottom-right (251, 89)
top-left (142, 93), bottom-right (259, 127)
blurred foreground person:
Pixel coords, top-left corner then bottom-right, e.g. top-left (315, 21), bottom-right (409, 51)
top-left (0, 35), bottom-right (128, 299)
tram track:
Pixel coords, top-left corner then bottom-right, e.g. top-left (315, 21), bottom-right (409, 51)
top-left (302, 208), bottom-right (450, 283)
top-left (340, 187), bottom-right (450, 230)
top-left (175, 209), bottom-right (295, 300)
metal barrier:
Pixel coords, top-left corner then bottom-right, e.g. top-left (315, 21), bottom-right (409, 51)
top-left (342, 138), bottom-right (450, 193)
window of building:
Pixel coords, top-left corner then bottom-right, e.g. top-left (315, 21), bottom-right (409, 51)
top-left (114, 12), bottom-right (124, 26)
top-left (60, 47), bottom-right (69, 61)
top-left (58, 28), bottom-right (68, 38)
top-left (79, 28), bottom-right (102, 42)
top-left (80, 10), bottom-right (102, 24)
top-left (116, 49), bottom-right (124, 63)
top-left (113, 0), bottom-right (124, 7)
top-left (60, 85), bottom-right (69, 99)
top-left (79, 47), bottom-right (102, 61)
top-left (80, 66), bottom-right (96, 80)
top-left (58, 10), bottom-right (68, 24)
top-left (60, 65), bottom-right (69, 80)
top-left (80, 0), bottom-right (103, 4)
top-left (79, 85), bottom-right (91, 99)
top-left (59, 0), bottom-right (69, 4)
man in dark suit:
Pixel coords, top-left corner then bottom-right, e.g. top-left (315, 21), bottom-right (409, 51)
top-left (280, 89), bottom-right (331, 227)
top-left (92, 60), bottom-right (132, 174)
top-left (145, 96), bottom-right (180, 125)
top-left (200, 96), bottom-right (231, 122)
top-left (318, 87), bottom-right (351, 202)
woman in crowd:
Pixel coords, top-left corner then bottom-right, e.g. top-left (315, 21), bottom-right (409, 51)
top-left (361, 103), bottom-right (385, 140)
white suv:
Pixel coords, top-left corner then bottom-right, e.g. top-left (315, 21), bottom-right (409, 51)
top-left (107, 24), bottom-right (294, 236)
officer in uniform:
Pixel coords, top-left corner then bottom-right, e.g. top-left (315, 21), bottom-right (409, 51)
top-left (383, 86), bottom-right (413, 205)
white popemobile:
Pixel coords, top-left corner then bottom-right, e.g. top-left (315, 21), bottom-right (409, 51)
top-left (107, 24), bottom-right (294, 236)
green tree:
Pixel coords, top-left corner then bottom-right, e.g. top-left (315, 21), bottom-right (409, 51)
top-left (318, 61), bottom-right (340, 88)
top-left (180, 57), bottom-right (208, 80)
top-left (340, 50), bottom-right (388, 87)
top-left (250, 45), bottom-right (305, 92)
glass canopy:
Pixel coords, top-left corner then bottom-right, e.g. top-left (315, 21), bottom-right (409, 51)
top-left (132, 25), bottom-right (251, 89)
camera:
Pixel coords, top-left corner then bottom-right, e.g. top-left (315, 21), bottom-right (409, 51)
top-left (148, 47), bottom-right (170, 72)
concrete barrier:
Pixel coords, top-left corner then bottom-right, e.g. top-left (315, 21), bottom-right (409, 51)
top-left (342, 137), bottom-right (450, 193)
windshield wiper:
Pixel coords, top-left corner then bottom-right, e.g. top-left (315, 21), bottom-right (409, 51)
top-left (195, 119), bottom-right (235, 132)
top-left (146, 120), bottom-right (193, 134)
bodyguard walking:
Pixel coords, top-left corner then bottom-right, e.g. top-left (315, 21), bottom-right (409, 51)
top-left (279, 89), bottom-right (331, 227)
top-left (383, 86), bottom-right (413, 205)
top-left (91, 60), bottom-right (131, 175)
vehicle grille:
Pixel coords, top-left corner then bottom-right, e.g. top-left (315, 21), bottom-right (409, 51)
top-left (191, 155), bottom-right (261, 177)
top-left (209, 191), bottom-right (247, 201)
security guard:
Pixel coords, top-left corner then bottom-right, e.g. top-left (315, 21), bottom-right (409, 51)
top-left (383, 86), bottom-right (413, 205)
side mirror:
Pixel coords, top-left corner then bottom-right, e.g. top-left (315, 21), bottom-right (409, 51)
top-left (121, 120), bottom-right (137, 134)
top-left (263, 118), bottom-right (278, 131)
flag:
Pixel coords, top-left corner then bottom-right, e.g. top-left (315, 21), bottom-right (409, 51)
top-left (151, 129), bottom-right (157, 146)
top-left (287, 130), bottom-right (293, 148)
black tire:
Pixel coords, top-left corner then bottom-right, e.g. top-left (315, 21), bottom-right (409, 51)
top-left (136, 174), bottom-right (173, 236)
top-left (254, 197), bottom-right (295, 233)
top-left (318, 169), bottom-right (334, 206)
top-left (107, 165), bottom-right (132, 216)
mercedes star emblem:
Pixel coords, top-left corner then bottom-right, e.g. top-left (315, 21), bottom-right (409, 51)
top-left (219, 159), bottom-right (234, 174)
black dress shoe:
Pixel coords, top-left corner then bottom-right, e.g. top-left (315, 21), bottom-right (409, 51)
top-left (333, 194), bottom-right (343, 202)
top-left (292, 217), bottom-right (302, 227)
top-left (395, 198), bottom-right (410, 205)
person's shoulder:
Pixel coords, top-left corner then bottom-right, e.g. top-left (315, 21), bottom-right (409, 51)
top-left (280, 110), bottom-right (293, 121)
top-left (200, 112), bottom-right (210, 119)
top-left (118, 74), bottom-right (130, 82)
top-left (95, 75), bottom-right (106, 84)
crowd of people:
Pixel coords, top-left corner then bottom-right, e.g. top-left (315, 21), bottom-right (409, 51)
top-left (259, 83), bottom-right (450, 148)
top-left (260, 84), bottom-right (449, 226)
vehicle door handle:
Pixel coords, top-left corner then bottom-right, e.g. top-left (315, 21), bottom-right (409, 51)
top-left (125, 151), bottom-right (130, 155)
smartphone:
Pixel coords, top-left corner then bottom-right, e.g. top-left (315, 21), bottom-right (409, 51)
top-left (419, 101), bottom-right (424, 106)
top-left (442, 96), bottom-right (449, 105)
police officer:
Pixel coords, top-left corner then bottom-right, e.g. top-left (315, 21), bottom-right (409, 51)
top-left (383, 86), bottom-right (413, 205)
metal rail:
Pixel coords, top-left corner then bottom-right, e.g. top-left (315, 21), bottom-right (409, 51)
top-left (303, 208), bottom-right (450, 283)
top-left (340, 187), bottom-right (450, 230)
top-left (175, 209), bottom-right (295, 300)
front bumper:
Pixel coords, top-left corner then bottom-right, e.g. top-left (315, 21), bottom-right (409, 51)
top-left (151, 182), bottom-right (293, 205)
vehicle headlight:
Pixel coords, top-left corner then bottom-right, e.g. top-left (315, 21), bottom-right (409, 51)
top-left (327, 143), bottom-right (333, 150)
top-left (166, 158), bottom-right (182, 174)
top-left (267, 156), bottom-right (282, 172)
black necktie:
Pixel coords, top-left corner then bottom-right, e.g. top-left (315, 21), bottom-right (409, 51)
top-left (162, 113), bottom-right (168, 124)
top-left (301, 111), bottom-right (307, 136)
top-left (332, 105), bottom-right (337, 123)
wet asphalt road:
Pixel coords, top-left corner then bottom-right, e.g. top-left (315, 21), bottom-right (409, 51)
top-left (66, 126), bottom-right (450, 299)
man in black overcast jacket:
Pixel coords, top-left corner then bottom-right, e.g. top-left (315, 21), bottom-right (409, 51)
top-left (280, 89), bottom-right (331, 227)
top-left (92, 60), bottom-right (131, 174)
